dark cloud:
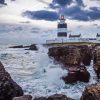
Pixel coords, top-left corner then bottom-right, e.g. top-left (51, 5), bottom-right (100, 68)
top-left (0, 0), bottom-right (7, 5)
top-left (75, 0), bottom-right (84, 7)
top-left (61, 6), bottom-right (88, 21)
top-left (22, 0), bottom-right (100, 22)
top-left (50, 0), bottom-right (84, 8)
top-left (88, 7), bottom-right (100, 20)
top-left (53, 0), bottom-right (73, 6)
top-left (22, 10), bottom-right (58, 21)
top-left (22, 6), bottom-right (100, 21)
top-left (62, 6), bottom-right (100, 21)
top-left (49, 3), bottom-right (59, 9)
top-left (0, 0), bottom-right (4, 4)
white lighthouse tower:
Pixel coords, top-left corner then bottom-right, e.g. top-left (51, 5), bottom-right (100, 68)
top-left (46, 15), bottom-right (68, 44)
top-left (57, 15), bottom-right (67, 37)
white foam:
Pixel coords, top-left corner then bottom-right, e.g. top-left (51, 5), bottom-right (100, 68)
top-left (0, 45), bottom-right (98, 100)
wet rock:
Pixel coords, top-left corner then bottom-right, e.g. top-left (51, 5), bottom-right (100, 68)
top-left (62, 65), bottom-right (90, 83)
top-left (47, 94), bottom-right (72, 100)
top-left (34, 97), bottom-right (47, 100)
top-left (0, 61), bottom-right (23, 100)
top-left (13, 95), bottom-right (32, 100)
top-left (49, 45), bottom-right (92, 66)
top-left (93, 46), bottom-right (100, 78)
top-left (48, 46), bottom-right (90, 83)
top-left (81, 83), bottom-right (100, 100)
top-left (48, 46), bottom-right (81, 66)
top-left (28, 44), bottom-right (38, 50)
top-left (9, 45), bottom-right (23, 48)
top-left (34, 94), bottom-right (72, 100)
top-left (78, 45), bottom-right (92, 66)
top-left (0, 61), bottom-right (5, 72)
top-left (9, 44), bottom-right (38, 51)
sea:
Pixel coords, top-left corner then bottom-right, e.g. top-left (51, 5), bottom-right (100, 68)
top-left (0, 23), bottom-right (98, 100)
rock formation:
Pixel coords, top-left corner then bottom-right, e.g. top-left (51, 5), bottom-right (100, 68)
top-left (48, 46), bottom-right (81, 66)
top-left (48, 45), bottom-right (90, 83)
top-left (62, 65), bottom-right (90, 83)
top-left (0, 61), bottom-right (23, 100)
top-left (28, 44), bottom-right (38, 50)
top-left (9, 44), bottom-right (38, 50)
top-left (81, 83), bottom-right (100, 100)
top-left (34, 94), bottom-right (72, 100)
top-left (9, 45), bottom-right (23, 48)
top-left (93, 46), bottom-right (100, 78)
top-left (78, 45), bottom-right (92, 66)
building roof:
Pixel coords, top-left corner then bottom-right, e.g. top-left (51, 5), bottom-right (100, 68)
top-left (69, 34), bottom-right (81, 38)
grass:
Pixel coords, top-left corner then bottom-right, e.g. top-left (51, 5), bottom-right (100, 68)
top-left (45, 42), bottom-right (100, 46)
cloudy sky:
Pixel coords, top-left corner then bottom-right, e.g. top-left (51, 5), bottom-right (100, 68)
top-left (0, 0), bottom-right (100, 33)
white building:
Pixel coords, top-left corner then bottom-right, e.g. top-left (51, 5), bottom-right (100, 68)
top-left (69, 34), bottom-right (81, 40)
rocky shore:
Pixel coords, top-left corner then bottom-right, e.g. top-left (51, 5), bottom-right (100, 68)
top-left (47, 44), bottom-right (100, 99)
top-left (93, 46), bottom-right (100, 78)
top-left (34, 94), bottom-right (73, 100)
top-left (81, 83), bottom-right (100, 100)
top-left (48, 45), bottom-right (92, 83)
top-left (0, 61), bottom-right (23, 100)
top-left (1, 44), bottom-right (100, 100)
top-left (9, 44), bottom-right (38, 51)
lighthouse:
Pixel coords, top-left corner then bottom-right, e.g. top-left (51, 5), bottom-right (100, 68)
top-left (57, 15), bottom-right (67, 37)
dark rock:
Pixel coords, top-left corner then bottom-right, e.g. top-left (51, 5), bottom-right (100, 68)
top-left (62, 65), bottom-right (90, 83)
top-left (78, 65), bottom-right (90, 82)
top-left (34, 94), bottom-right (72, 100)
top-left (93, 46), bottom-right (100, 78)
top-left (81, 83), bottom-right (100, 100)
top-left (34, 97), bottom-right (47, 100)
top-left (13, 95), bottom-right (32, 100)
top-left (47, 94), bottom-right (72, 100)
top-left (0, 61), bottom-right (5, 72)
top-left (9, 45), bottom-right (23, 48)
top-left (0, 61), bottom-right (23, 100)
top-left (94, 64), bottom-right (100, 78)
top-left (28, 44), bottom-right (38, 50)
top-left (78, 45), bottom-right (92, 66)
top-left (9, 44), bottom-right (38, 51)
top-left (48, 46), bottom-right (81, 66)
top-left (48, 45), bottom-right (92, 66)
top-left (48, 46), bottom-right (90, 83)
top-left (48, 45), bottom-right (92, 83)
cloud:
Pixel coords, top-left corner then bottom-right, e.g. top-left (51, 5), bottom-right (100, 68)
top-left (11, 0), bottom-right (16, 2)
top-left (22, 0), bottom-right (100, 22)
top-left (62, 6), bottom-right (100, 21)
top-left (53, 0), bottom-right (73, 6)
top-left (22, 10), bottom-right (58, 21)
top-left (50, 0), bottom-right (84, 8)
top-left (0, 0), bottom-right (4, 4)
top-left (88, 7), bottom-right (100, 20)
top-left (75, 0), bottom-right (84, 7)
top-left (0, 0), bottom-right (7, 5)
top-left (63, 6), bottom-right (88, 21)
top-left (97, 26), bottom-right (100, 29)
top-left (22, 6), bottom-right (100, 21)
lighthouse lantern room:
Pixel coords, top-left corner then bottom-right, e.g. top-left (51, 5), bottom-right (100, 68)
top-left (57, 15), bottom-right (67, 37)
